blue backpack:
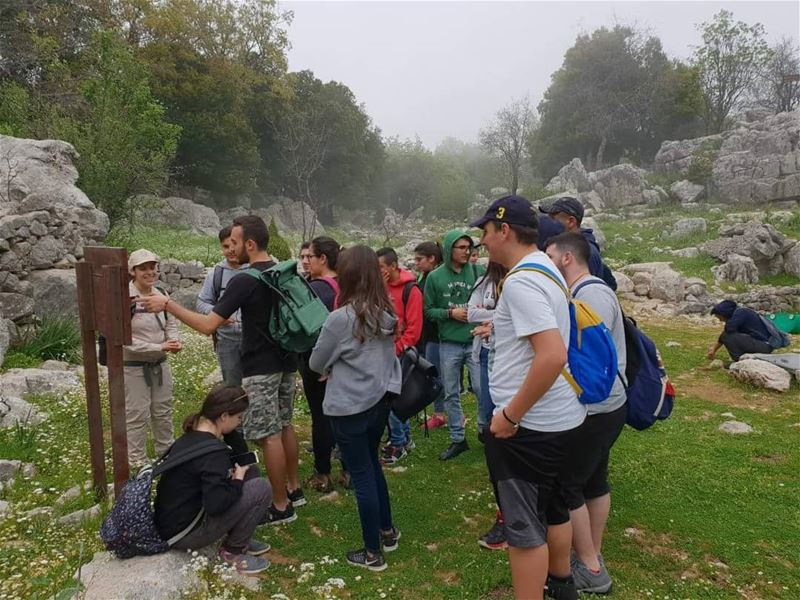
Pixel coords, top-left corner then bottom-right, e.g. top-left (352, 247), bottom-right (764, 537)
top-left (620, 315), bottom-right (675, 430)
top-left (502, 263), bottom-right (617, 404)
top-left (100, 438), bottom-right (228, 558)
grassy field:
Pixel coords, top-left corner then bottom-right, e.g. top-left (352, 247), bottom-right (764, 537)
top-left (0, 319), bottom-right (798, 600)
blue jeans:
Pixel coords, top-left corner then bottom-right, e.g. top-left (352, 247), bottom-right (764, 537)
top-left (330, 397), bottom-right (394, 553)
top-left (388, 410), bottom-right (410, 447)
top-left (439, 341), bottom-right (481, 443)
top-left (478, 346), bottom-right (494, 429)
top-left (425, 341), bottom-right (445, 413)
top-left (216, 336), bottom-right (243, 386)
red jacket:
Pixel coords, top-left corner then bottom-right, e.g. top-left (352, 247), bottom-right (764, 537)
top-left (386, 268), bottom-right (423, 356)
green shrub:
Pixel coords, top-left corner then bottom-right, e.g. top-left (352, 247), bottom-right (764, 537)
top-left (1, 350), bottom-right (42, 370)
top-left (687, 138), bottom-right (722, 185)
top-left (11, 315), bottom-right (82, 364)
top-left (268, 218), bottom-right (292, 261)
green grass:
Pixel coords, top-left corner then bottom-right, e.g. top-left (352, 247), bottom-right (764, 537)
top-left (5, 315), bottom-right (82, 367)
top-left (1, 322), bottom-right (798, 599)
top-left (106, 224), bottom-right (220, 266)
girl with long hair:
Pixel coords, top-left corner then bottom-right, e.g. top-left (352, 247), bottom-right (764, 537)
top-left (309, 245), bottom-right (402, 571)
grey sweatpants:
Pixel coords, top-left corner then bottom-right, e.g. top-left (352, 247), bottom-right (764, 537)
top-left (172, 476), bottom-right (272, 554)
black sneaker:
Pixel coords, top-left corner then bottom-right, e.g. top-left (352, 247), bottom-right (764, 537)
top-left (287, 487), bottom-right (306, 507)
top-left (346, 548), bottom-right (387, 572)
top-left (262, 503), bottom-right (297, 525)
top-left (381, 527), bottom-right (401, 552)
top-left (545, 574), bottom-right (579, 600)
top-left (439, 440), bottom-right (469, 461)
top-left (477, 513), bottom-right (507, 550)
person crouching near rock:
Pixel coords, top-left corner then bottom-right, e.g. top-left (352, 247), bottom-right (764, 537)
top-left (125, 249), bottom-right (182, 470)
top-left (154, 385), bottom-right (272, 574)
top-left (309, 245), bottom-right (402, 572)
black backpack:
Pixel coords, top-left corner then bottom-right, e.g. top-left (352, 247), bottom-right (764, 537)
top-left (99, 438), bottom-right (228, 558)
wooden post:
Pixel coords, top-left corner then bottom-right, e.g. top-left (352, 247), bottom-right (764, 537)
top-left (104, 264), bottom-right (130, 495)
top-left (75, 262), bottom-right (107, 500)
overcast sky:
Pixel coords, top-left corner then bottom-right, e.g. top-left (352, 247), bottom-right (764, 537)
top-left (282, 1), bottom-right (800, 148)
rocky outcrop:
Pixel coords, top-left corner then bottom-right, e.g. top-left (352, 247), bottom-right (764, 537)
top-left (663, 218), bottom-right (706, 240)
top-left (132, 196), bottom-right (221, 236)
top-left (218, 197), bottom-right (325, 238)
top-left (653, 134), bottom-right (723, 175)
top-left (712, 254), bottom-right (760, 284)
top-left (712, 110), bottom-right (800, 205)
top-left (729, 358), bottom-right (792, 392)
top-left (0, 135), bottom-right (109, 328)
top-left (543, 159), bottom-right (652, 210)
top-left (702, 221), bottom-right (796, 278)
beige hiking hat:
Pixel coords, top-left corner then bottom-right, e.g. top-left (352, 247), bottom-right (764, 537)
top-left (128, 248), bottom-right (160, 272)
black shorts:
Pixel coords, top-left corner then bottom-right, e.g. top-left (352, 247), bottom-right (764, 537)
top-left (484, 425), bottom-right (581, 548)
top-left (558, 403), bottom-right (627, 512)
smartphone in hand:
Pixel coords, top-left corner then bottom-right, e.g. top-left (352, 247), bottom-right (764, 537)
top-left (230, 451), bottom-right (259, 466)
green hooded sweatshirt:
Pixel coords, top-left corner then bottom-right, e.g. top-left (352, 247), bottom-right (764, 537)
top-left (423, 229), bottom-right (483, 344)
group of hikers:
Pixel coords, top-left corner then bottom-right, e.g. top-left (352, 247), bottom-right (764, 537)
top-left (117, 194), bottom-right (787, 599)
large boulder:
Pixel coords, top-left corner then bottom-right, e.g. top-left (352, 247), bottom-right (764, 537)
top-left (587, 164), bottom-right (649, 209)
top-left (702, 221), bottom-right (793, 276)
top-left (0, 367), bottom-right (80, 398)
top-left (653, 134), bottom-right (723, 175)
top-left (0, 396), bottom-right (48, 428)
top-left (785, 244), bottom-right (800, 278)
top-left (664, 218), bottom-right (707, 240)
top-left (27, 269), bottom-right (78, 319)
top-left (712, 109), bottom-right (800, 204)
top-left (217, 198), bottom-right (325, 238)
top-left (670, 180), bottom-right (705, 204)
top-left (544, 158), bottom-right (592, 193)
top-left (134, 196), bottom-right (221, 236)
top-left (712, 254), bottom-right (760, 284)
top-left (649, 266), bottom-right (686, 303)
top-left (0, 292), bottom-right (34, 321)
top-left (729, 358), bottom-right (792, 392)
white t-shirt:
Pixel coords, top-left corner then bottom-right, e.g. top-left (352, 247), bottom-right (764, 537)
top-left (572, 275), bottom-right (628, 415)
top-left (489, 251), bottom-right (587, 432)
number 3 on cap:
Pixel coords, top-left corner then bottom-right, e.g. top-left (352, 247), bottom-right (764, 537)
top-left (496, 207), bottom-right (506, 219)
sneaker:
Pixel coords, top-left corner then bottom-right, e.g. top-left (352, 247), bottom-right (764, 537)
top-left (404, 438), bottom-right (416, 451)
top-left (381, 527), bottom-right (401, 552)
top-left (571, 556), bottom-right (613, 594)
top-left (287, 488), bottom-right (306, 507)
top-left (245, 539), bottom-right (271, 556)
top-left (544, 574), bottom-right (579, 600)
top-left (478, 513), bottom-right (507, 550)
top-left (219, 548), bottom-right (270, 574)
top-left (438, 440), bottom-right (469, 461)
top-left (305, 472), bottom-right (333, 493)
top-left (262, 503), bottom-right (297, 525)
top-left (380, 445), bottom-right (407, 465)
top-left (424, 414), bottom-right (446, 429)
top-left (346, 548), bottom-right (387, 572)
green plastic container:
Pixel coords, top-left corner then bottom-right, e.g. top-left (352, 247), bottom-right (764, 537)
top-left (766, 312), bottom-right (800, 334)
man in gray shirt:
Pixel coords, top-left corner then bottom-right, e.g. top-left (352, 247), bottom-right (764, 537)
top-left (546, 232), bottom-right (627, 595)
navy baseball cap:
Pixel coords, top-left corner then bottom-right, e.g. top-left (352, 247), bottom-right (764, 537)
top-left (469, 195), bottom-right (539, 229)
top-left (539, 195), bottom-right (584, 222)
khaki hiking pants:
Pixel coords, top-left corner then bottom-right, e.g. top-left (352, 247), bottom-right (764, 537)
top-left (124, 363), bottom-right (174, 469)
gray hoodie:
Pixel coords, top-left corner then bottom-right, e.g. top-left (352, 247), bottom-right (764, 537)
top-left (309, 306), bottom-right (402, 417)
top-left (196, 260), bottom-right (248, 342)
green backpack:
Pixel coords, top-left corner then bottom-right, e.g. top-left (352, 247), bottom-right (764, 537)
top-left (243, 261), bottom-right (330, 353)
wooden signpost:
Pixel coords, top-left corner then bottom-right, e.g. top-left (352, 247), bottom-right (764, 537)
top-left (76, 247), bottom-right (132, 499)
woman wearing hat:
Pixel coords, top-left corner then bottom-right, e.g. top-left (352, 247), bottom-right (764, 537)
top-left (125, 249), bottom-right (182, 469)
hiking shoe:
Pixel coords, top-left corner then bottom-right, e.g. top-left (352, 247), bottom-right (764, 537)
top-left (478, 513), bottom-right (507, 550)
top-left (404, 438), bottom-right (416, 451)
top-left (572, 556), bottom-right (613, 594)
top-left (381, 527), bottom-right (401, 552)
top-left (424, 414), bottom-right (446, 429)
top-left (219, 548), bottom-right (270, 574)
top-left (262, 503), bottom-right (297, 525)
top-left (544, 574), bottom-right (579, 600)
top-left (346, 548), bottom-right (387, 572)
top-left (245, 539), bottom-right (271, 556)
top-left (287, 488), bottom-right (306, 507)
top-left (439, 440), bottom-right (469, 461)
top-left (380, 445), bottom-right (407, 465)
top-left (305, 472), bottom-right (333, 493)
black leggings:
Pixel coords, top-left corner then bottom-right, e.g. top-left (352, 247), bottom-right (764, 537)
top-left (299, 362), bottom-right (335, 475)
top-left (719, 332), bottom-right (772, 361)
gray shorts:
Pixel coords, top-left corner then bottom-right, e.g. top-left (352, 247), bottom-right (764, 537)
top-left (241, 372), bottom-right (296, 441)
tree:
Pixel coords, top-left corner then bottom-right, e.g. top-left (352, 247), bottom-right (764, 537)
top-left (753, 37), bottom-right (800, 113)
top-left (479, 97), bottom-right (535, 194)
top-left (267, 217), bottom-right (291, 260)
top-left (693, 10), bottom-right (773, 133)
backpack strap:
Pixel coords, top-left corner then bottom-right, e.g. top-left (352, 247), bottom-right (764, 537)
top-left (572, 278), bottom-right (608, 297)
top-left (496, 262), bottom-right (581, 397)
top-left (211, 265), bottom-right (224, 303)
top-left (151, 438), bottom-right (229, 477)
top-left (401, 281), bottom-right (419, 309)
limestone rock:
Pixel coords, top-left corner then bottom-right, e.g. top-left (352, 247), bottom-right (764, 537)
top-left (545, 158), bottom-right (592, 193)
top-left (718, 420), bottom-right (754, 434)
top-left (670, 247), bottom-right (700, 258)
top-left (134, 196), bottom-right (221, 237)
top-left (0, 292), bottom-right (35, 321)
top-left (0, 318), bottom-right (11, 366)
top-left (0, 367), bottom-right (81, 398)
top-left (712, 110), bottom-right (800, 205)
top-left (670, 180), bottom-right (705, 204)
top-left (703, 221), bottom-right (790, 276)
top-left (588, 163), bottom-right (649, 209)
top-left (27, 269), bottom-right (78, 319)
top-left (785, 243), bottom-right (800, 278)
top-left (58, 503), bottom-right (102, 526)
top-left (729, 359), bottom-right (792, 392)
top-left (649, 267), bottom-right (686, 303)
top-left (613, 271), bottom-right (634, 294)
top-left (712, 254), bottom-right (759, 284)
top-left (653, 134), bottom-right (723, 175)
top-left (709, 359), bottom-right (725, 369)
top-left (0, 396), bottom-right (48, 428)
top-left (0, 459), bottom-right (22, 481)
top-left (664, 218), bottom-right (707, 240)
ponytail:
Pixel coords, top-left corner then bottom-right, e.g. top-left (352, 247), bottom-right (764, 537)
top-left (182, 412), bottom-right (202, 433)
